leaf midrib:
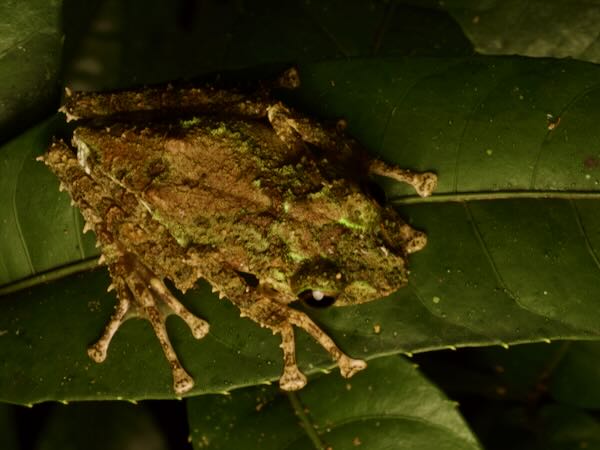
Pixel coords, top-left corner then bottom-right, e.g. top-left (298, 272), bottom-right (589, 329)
top-left (393, 190), bottom-right (600, 204)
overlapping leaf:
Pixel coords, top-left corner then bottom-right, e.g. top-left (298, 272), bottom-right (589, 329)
top-left (0, 0), bottom-right (63, 140)
top-left (187, 357), bottom-right (481, 450)
top-left (440, 0), bottom-right (600, 63)
top-left (1, 57), bottom-right (600, 403)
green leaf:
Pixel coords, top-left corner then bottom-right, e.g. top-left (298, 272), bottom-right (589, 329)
top-left (186, 356), bottom-right (481, 450)
top-left (60, 0), bottom-right (471, 90)
top-left (413, 344), bottom-right (600, 449)
top-left (440, 0), bottom-right (600, 63)
top-left (0, 117), bottom-right (98, 289)
top-left (3, 56), bottom-right (600, 403)
top-left (0, 0), bottom-right (63, 141)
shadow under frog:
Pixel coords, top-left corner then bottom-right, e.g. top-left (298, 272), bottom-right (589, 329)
top-left (39, 68), bottom-right (437, 395)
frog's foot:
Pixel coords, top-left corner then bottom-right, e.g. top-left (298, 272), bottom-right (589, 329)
top-left (245, 299), bottom-right (367, 390)
top-left (368, 160), bottom-right (437, 197)
top-left (401, 227), bottom-right (427, 254)
top-left (88, 253), bottom-right (209, 395)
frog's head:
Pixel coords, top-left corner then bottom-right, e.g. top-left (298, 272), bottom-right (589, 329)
top-left (291, 232), bottom-right (424, 308)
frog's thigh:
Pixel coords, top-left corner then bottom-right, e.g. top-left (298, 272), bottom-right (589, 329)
top-left (62, 86), bottom-right (272, 121)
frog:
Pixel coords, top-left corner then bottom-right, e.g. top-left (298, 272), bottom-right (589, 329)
top-left (39, 68), bottom-right (437, 395)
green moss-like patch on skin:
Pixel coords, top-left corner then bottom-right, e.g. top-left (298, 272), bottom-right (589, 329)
top-left (338, 217), bottom-right (366, 230)
top-left (180, 117), bottom-right (202, 128)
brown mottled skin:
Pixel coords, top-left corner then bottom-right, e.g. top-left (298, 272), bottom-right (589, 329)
top-left (40, 69), bottom-right (437, 394)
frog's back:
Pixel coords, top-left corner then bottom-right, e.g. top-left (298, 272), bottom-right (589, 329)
top-left (80, 117), bottom-right (295, 209)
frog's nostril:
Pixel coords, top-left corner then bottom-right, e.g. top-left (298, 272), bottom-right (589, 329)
top-left (298, 289), bottom-right (336, 308)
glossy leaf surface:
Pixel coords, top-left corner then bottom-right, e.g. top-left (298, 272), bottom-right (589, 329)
top-left (1, 57), bottom-right (600, 403)
top-left (187, 357), bottom-right (480, 450)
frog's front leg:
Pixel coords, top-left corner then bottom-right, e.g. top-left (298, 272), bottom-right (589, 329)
top-left (266, 102), bottom-right (437, 197)
top-left (191, 259), bottom-right (366, 390)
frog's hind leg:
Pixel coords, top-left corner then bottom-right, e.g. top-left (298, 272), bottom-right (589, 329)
top-left (61, 67), bottom-right (300, 122)
top-left (88, 254), bottom-right (210, 395)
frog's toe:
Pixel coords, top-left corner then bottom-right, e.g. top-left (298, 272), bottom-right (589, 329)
top-left (279, 365), bottom-right (308, 391)
top-left (338, 355), bottom-right (367, 379)
top-left (173, 364), bottom-right (195, 395)
top-left (405, 230), bottom-right (427, 254)
top-left (414, 172), bottom-right (438, 198)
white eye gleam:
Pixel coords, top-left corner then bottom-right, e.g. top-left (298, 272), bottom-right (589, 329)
top-left (298, 289), bottom-right (336, 308)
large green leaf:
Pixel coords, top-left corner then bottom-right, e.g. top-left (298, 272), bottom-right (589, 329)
top-left (59, 0), bottom-right (471, 90)
top-left (0, 0), bottom-right (63, 141)
top-left (0, 0), bottom-right (470, 290)
top-left (186, 356), bottom-right (481, 450)
top-left (0, 118), bottom-right (98, 288)
top-left (414, 341), bottom-right (600, 448)
top-left (440, 0), bottom-right (600, 63)
top-left (1, 56), bottom-right (600, 404)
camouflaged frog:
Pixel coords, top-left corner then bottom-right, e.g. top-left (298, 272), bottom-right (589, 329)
top-left (39, 68), bottom-right (437, 394)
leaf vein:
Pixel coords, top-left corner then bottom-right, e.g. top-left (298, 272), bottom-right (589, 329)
top-left (570, 199), bottom-right (600, 274)
top-left (72, 208), bottom-right (85, 260)
top-left (530, 81), bottom-right (600, 188)
top-left (283, 414), bottom-right (479, 450)
top-left (380, 59), bottom-right (470, 157)
top-left (286, 392), bottom-right (325, 450)
top-left (408, 282), bottom-right (494, 343)
top-left (453, 71), bottom-right (507, 193)
top-left (463, 202), bottom-right (586, 331)
top-left (300, 4), bottom-right (349, 58)
top-left (12, 157), bottom-right (34, 276)
top-left (393, 190), bottom-right (600, 205)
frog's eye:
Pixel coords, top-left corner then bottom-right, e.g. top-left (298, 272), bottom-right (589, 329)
top-left (298, 289), bottom-right (336, 308)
